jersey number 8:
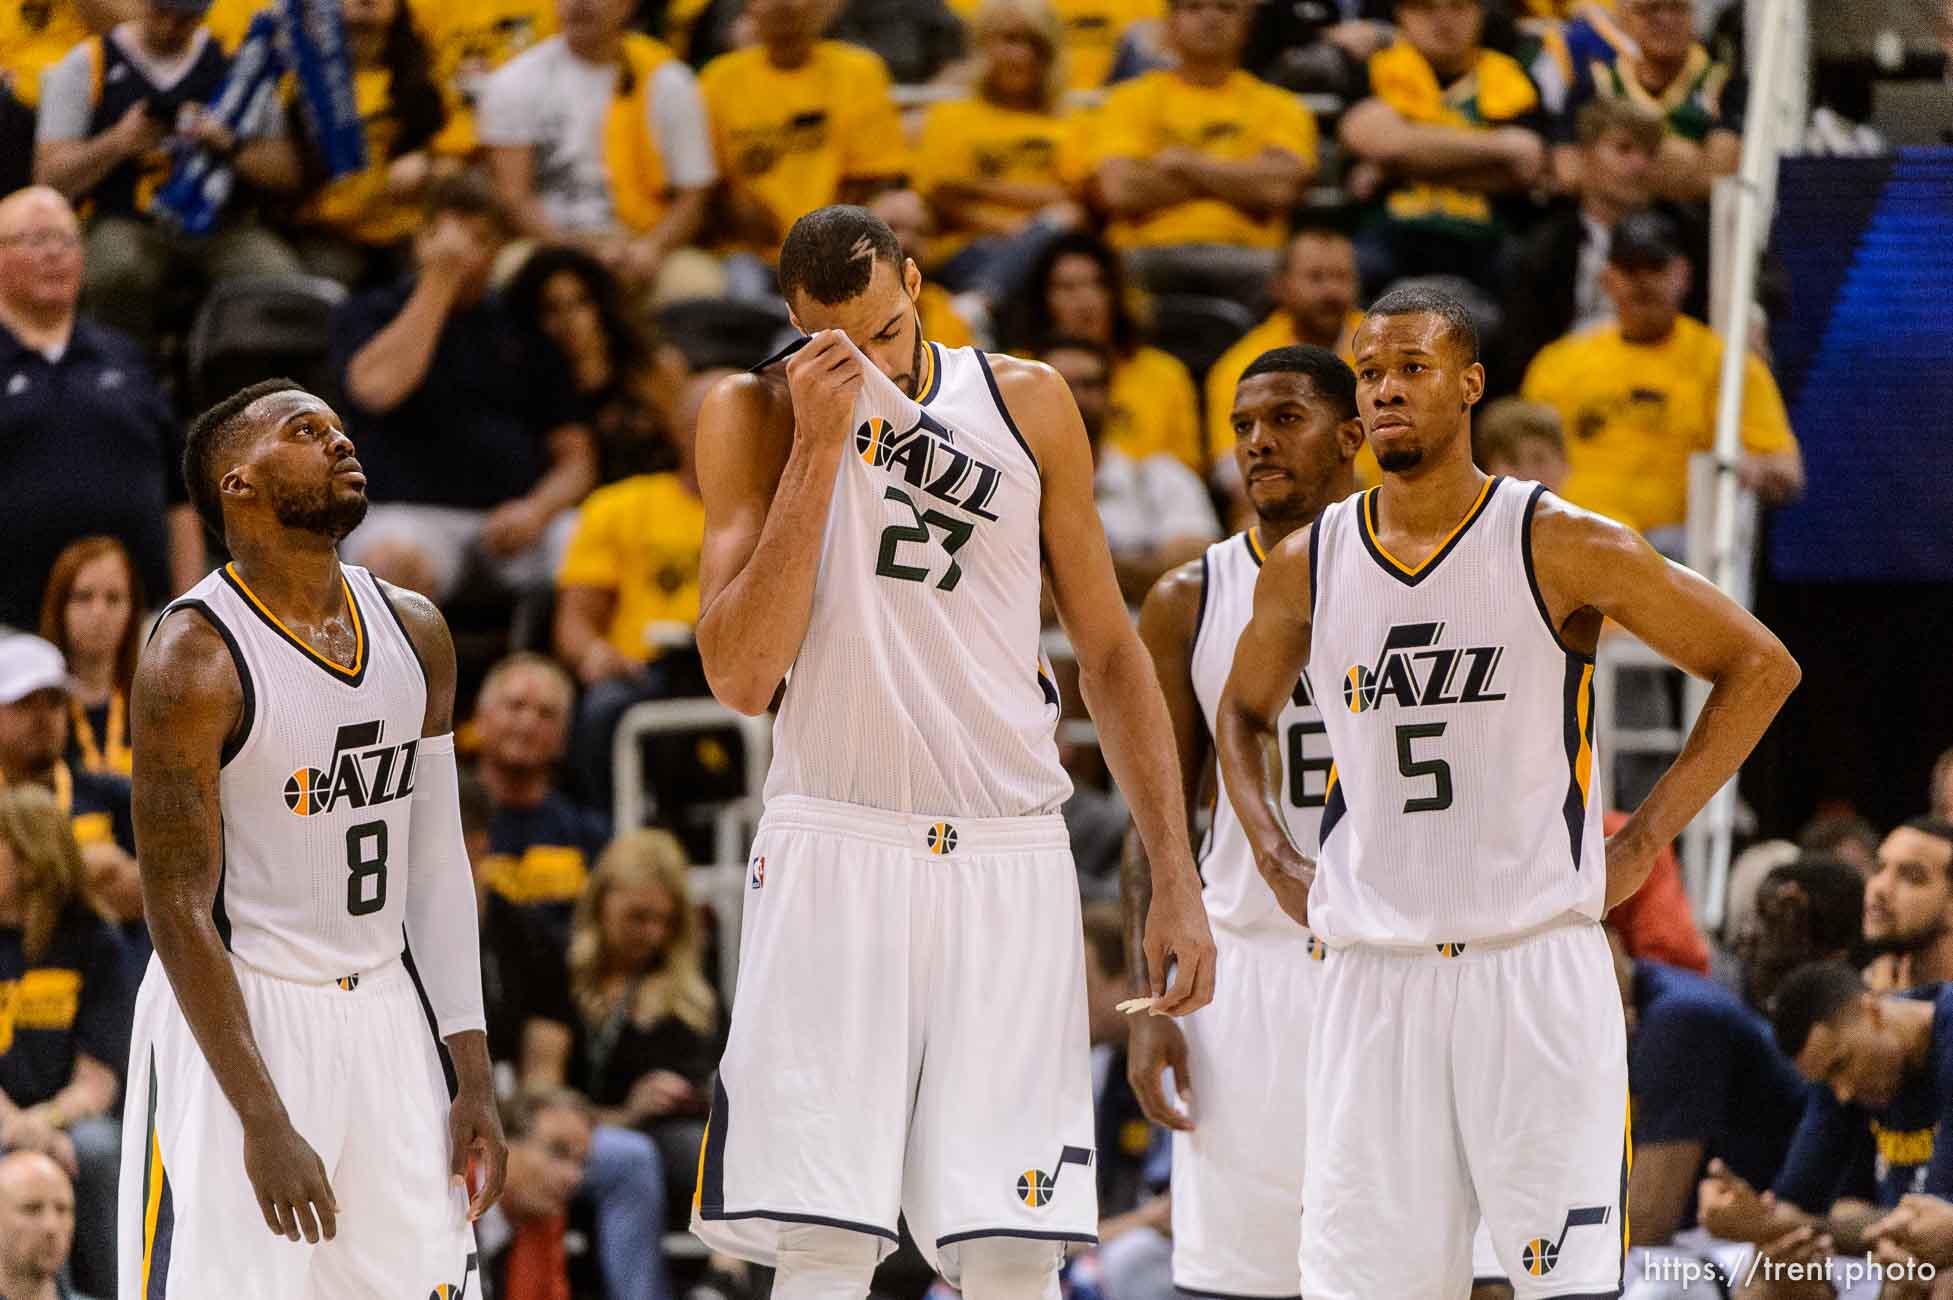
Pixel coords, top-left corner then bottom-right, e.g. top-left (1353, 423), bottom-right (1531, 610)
top-left (345, 821), bottom-right (390, 916)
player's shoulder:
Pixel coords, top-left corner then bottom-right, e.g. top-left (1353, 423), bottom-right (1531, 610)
top-left (982, 352), bottom-right (1069, 409)
top-left (1139, 553), bottom-right (1209, 639)
top-left (136, 603), bottom-right (244, 725)
top-left (701, 365), bottom-right (793, 434)
top-left (1525, 486), bottom-right (1643, 565)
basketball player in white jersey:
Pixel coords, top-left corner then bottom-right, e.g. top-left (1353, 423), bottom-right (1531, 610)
top-left (1121, 345), bottom-right (1361, 1300)
top-left (1217, 286), bottom-right (1802, 1299)
top-left (688, 206), bottom-right (1215, 1300)
top-left (118, 380), bottom-right (504, 1297)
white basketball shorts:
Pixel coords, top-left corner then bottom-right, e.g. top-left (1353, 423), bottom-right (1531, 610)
top-left (691, 795), bottom-right (1097, 1277)
top-left (1170, 919), bottom-right (1322, 1298)
top-left (1301, 920), bottom-right (1630, 1300)
top-left (118, 953), bottom-right (475, 1299)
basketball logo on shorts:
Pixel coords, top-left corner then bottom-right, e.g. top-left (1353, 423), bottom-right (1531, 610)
top-left (284, 767), bottom-right (330, 815)
top-left (1305, 935), bottom-right (1327, 962)
top-left (1342, 665), bottom-right (1377, 713)
top-left (1435, 942), bottom-right (1467, 958)
top-left (429, 1285), bottom-right (465, 1300)
top-left (927, 823), bottom-right (958, 855)
top-left (856, 418), bottom-right (897, 467)
top-left (1522, 1205), bottom-right (1612, 1276)
top-left (1016, 1145), bottom-right (1093, 1208)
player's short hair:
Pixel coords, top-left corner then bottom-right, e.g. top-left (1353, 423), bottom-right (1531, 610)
top-left (1575, 97), bottom-right (1665, 153)
top-left (182, 378), bottom-right (308, 542)
top-left (1770, 959), bottom-right (1868, 1059)
top-left (1081, 900), bottom-right (1126, 980)
top-left (1361, 284), bottom-right (1480, 363)
top-left (1237, 345), bottom-right (1358, 420)
top-left (778, 205), bottom-right (903, 307)
top-left (1472, 398), bottom-right (1565, 470)
top-left (479, 651), bottom-right (574, 712)
top-left (500, 1087), bottom-right (596, 1142)
top-left (1760, 855), bottom-right (1866, 957)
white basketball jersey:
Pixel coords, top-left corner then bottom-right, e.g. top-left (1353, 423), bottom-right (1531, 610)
top-left (1190, 529), bottom-right (1328, 934)
top-left (1305, 477), bottom-right (1606, 947)
top-left (157, 563), bottom-right (427, 982)
top-left (764, 339), bottom-right (1072, 817)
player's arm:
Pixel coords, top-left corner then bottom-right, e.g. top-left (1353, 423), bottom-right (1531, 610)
top-left (1214, 530), bottom-right (1315, 927)
top-left (132, 610), bottom-right (340, 1244)
top-left (1531, 499), bottom-right (1800, 909)
top-left (1119, 562), bottom-right (1209, 1128)
top-left (694, 335), bottom-right (861, 715)
top-left (381, 582), bottom-right (507, 1219)
top-left (996, 355), bottom-right (1215, 1016)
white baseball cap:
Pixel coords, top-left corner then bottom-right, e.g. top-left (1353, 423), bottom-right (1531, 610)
top-left (0, 634), bottom-right (73, 706)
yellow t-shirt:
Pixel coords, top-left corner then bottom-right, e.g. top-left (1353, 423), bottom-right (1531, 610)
top-left (0, 0), bottom-right (89, 108)
top-left (408, 0), bottom-right (556, 157)
top-left (1520, 315), bottom-right (1797, 533)
top-left (1105, 345), bottom-right (1200, 470)
top-left (1365, 42), bottom-right (1540, 236)
top-left (203, 0), bottom-right (269, 51)
top-left (1203, 309), bottom-right (1377, 484)
top-left (1092, 69), bottom-right (1318, 250)
top-left (918, 281), bottom-right (975, 350)
top-left (699, 41), bottom-right (907, 257)
top-left (293, 65), bottom-right (423, 247)
top-left (912, 96), bottom-right (1082, 260)
top-left (556, 473), bottom-right (706, 663)
top-left (1056, 0), bottom-right (1162, 93)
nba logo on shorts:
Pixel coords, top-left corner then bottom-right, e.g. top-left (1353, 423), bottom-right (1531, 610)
top-left (749, 855), bottom-right (765, 890)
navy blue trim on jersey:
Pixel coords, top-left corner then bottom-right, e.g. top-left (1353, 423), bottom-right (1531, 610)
top-left (705, 1208), bottom-right (901, 1243)
top-left (1307, 516), bottom-right (1322, 623)
top-left (141, 1054), bottom-right (176, 1299)
top-left (217, 566), bottom-right (372, 688)
top-left (1319, 772), bottom-right (1347, 845)
top-left (371, 575), bottom-right (429, 691)
top-left (1354, 477), bottom-right (1501, 589)
top-left (919, 341), bottom-right (945, 405)
top-left (1522, 483), bottom-right (1593, 662)
top-left (1617, 1123), bottom-right (1631, 1295)
top-left (697, 1080), bottom-right (902, 1247)
top-left (936, 1228), bottom-right (1099, 1248)
top-left (1560, 657), bottom-right (1593, 869)
top-left (1178, 1288), bottom-right (1300, 1300)
top-left (154, 601), bottom-right (255, 767)
top-left (1188, 551), bottom-right (1211, 660)
top-left (1243, 529), bottom-right (1263, 568)
top-left (751, 336), bottom-right (809, 373)
top-left (212, 834), bottom-right (231, 950)
top-left (973, 350), bottom-right (1040, 476)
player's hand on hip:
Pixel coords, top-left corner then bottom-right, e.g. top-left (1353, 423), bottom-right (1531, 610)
top-left (1602, 822), bottom-right (1661, 912)
top-left (1127, 1013), bottom-right (1195, 1132)
top-left (450, 1084), bottom-right (509, 1221)
top-left (1143, 878), bottom-right (1217, 1017)
top-left (1251, 842), bottom-right (1315, 931)
top-left (786, 331), bottom-right (866, 451)
top-left (242, 1112), bottom-right (338, 1244)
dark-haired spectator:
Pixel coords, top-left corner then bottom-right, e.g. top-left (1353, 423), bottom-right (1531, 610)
top-left (474, 654), bottom-right (611, 941)
top-left (1041, 336), bottom-right (1217, 604)
top-left (1091, 0), bottom-right (1315, 281)
top-left (869, 190), bottom-right (978, 350)
top-left (36, 538), bottom-right (141, 780)
top-left (1863, 820), bottom-right (1953, 994)
top-left (0, 1148), bottom-right (89, 1300)
top-left (1733, 856), bottom-right (1864, 1014)
top-left (1520, 211), bottom-right (1801, 550)
top-left (0, 186), bottom-right (200, 630)
top-left (1005, 230), bottom-right (1201, 470)
top-left (475, 1089), bottom-right (601, 1300)
top-left (697, 0), bottom-right (906, 269)
top-left (412, 0), bottom-right (555, 158)
top-left (1556, 0), bottom-right (1743, 202)
top-left (505, 243), bottom-right (690, 483)
top-left (32, 0), bottom-right (300, 351)
top-left (481, 0), bottom-right (718, 301)
top-left (1338, 0), bottom-right (1545, 295)
top-left (0, 785), bottom-right (130, 1299)
top-left (1471, 396), bottom-right (1567, 491)
top-left (1799, 811), bottom-right (1882, 879)
top-left (554, 367), bottom-right (713, 809)
top-left (332, 174), bottom-right (597, 602)
top-left (827, 0), bottom-right (966, 85)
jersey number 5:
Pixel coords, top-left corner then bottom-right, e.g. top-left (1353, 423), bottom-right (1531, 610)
top-left (1394, 722), bottom-right (1454, 813)
top-left (345, 821), bottom-right (389, 916)
top-left (876, 487), bottom-right (973, 591)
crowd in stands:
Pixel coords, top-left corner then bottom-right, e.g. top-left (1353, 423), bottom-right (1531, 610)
top-left (0, 0), bottom-right (1925, 1295)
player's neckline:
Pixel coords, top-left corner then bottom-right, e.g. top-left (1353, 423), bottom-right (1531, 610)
top-left (1356, 477), bottom-right (1501, 588)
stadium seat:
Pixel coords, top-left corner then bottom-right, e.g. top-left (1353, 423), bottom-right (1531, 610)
top-left (186, 274), bottom-right (348, 412)
top-left (1149, 294), bottom-right (1261, 382)
top-left (653, 297), bottom-right (798, 372)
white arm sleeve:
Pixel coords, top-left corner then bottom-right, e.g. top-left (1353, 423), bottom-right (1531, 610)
top-left (406, 733), bottom-right (487, 1038)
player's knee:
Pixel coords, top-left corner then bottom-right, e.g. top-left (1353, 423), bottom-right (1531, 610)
top-left (945, 1237), bottom-right (1064, 1300)
top-left (772, 1224), bottom-right (881, 1300)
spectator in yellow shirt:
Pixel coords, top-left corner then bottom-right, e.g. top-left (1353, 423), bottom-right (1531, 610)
top-left (1520, 211), bottom-right (1803, 547)
top-left (1091, 0), bottom-right (1316, 280)
top-left (408, 0), bottom-right (556, 157)
top-left (1056, 0), bottom-right (1161, 91)
top-left (556, 364), bottom-right (715, 808)
top-left (1004, 229), bottom-right (1201, 469)
top-left (698, 0), bottom-right (907, 267)
top-left (1339, 0), bottom-right (1546, 294)
top-left (870, 189), bottom-right (978, 349)
top-left (0, 0), bottom-right (122, 109)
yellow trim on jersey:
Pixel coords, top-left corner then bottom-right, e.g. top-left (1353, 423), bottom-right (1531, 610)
top-left (1622, 1093), bottom-right (1634, 1263)
top-left (141, 1126), bottom-right (165, 1294)
top-left (1361, 476), bottom-right (1495, 577)
top-left (1574, 661), bottom-right (1596, 804)
top-left (224, 563), bottom-right (367, 677)
top-left (918, 338), bottom-right (937, 399)
top-left (1324, 761), bottom-right (1339, 796)
top-left (1246, 526), bottom-right (1268, 565)
top-left (692, 1122), bottom-right (710, 1213)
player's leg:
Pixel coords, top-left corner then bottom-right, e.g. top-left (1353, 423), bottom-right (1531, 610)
top-left (944, 1237), bottom-right (1067, 1300)
top-left (1171, 923), bottom-right (1317, 1300)
top-left (901, 822), bottom-right (1096, 1289)
top-left (692, 800), bottom-right (916, 1269)
top-left (773, 1223), bottom-right (884, 1300)
top-left (1300, 944), bottom-right (1477, 1300)
top-left (307, 961), bottom-right (474, 1298)
top-left (1458, 924), bottom-right (1630, 1300)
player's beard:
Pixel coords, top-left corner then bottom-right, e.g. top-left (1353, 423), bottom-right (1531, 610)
top-left (269, 475), bottom-right (369, 540)
top-left (1377, 446), bottom-right (1425, 473)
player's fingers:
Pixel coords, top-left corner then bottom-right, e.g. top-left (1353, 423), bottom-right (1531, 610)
top-left (1130, 1060), bottom-right (1191, 1131)
top-left (313, 1160), bottom-right (339, 1238)
top-left (1155, 947), bottom-right (1199, 1014)
top-left (293, 1195), bottom-right (323, 1245)
top-left (271, 1194), bottom-right (299, 1242)
top-left (472, 1134), bottom-right (510, 1219)
top-left (257, 1190), bottom-right (284, 1237)
top-left (1189, 946), bottom-right (1217, 1012)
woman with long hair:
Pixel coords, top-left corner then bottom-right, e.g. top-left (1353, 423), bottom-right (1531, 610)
top-left (37, 536), bottom-right (143, 778)
top-left (0, 784), bottom-right (131, 1296)
top-left (1003, 228), bottom-right (1203, 471)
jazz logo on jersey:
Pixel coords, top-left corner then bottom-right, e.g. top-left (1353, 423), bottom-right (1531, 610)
top-left (1342, 622), bottom-right (1507, 715)
top-left (1017, 1145), bottom-right (1093, 1208)
top-left (927, 823), bottom-right (958, 855)
top-left (284, 720), bottom-right (419, 817)
top-left (854, 414), bottom-right (1001, 520)
top-left (1521, 1205), bottom-right (1611, 1276)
